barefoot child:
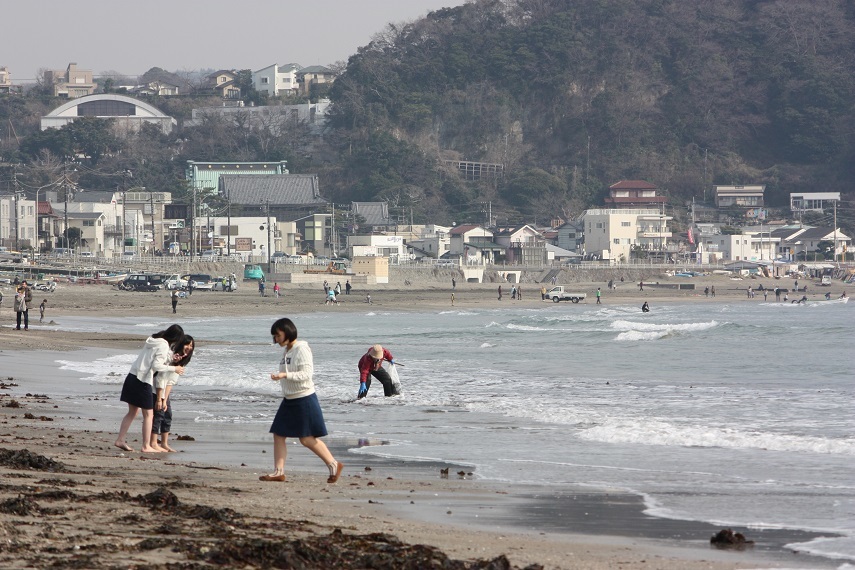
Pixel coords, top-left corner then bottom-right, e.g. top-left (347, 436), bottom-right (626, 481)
top-left (150, 335), bottom-right (194, 452)
top-left (261, 317), bottom-right (343, 483)
top-left (114, 324), bottom-right (185, 453)
top-left (39, 299), bottom-right (47, 323)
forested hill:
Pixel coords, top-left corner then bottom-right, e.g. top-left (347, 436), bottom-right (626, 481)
top-left (326, 0), bottom-right (855, 224)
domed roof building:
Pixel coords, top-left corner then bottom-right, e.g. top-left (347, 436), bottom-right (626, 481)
top-left (41, 93), bottom-right (176, 135)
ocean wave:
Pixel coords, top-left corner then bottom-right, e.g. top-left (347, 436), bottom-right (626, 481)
top-left (614, 330), bottom-right (669, 341)
top-left (611, 319), bottom-right (719, 332)
top-left (577, 418), bottom-right (855, 455)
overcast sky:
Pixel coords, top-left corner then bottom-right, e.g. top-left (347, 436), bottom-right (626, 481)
top-left (2, 0), bottom-right (467, 82)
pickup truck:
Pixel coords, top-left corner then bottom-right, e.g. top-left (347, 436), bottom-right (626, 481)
top-left (545, 286), bottom-right (587, 303)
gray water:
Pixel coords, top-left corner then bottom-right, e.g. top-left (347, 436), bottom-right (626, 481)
top-left (54, 299), bottom-right (855, 564)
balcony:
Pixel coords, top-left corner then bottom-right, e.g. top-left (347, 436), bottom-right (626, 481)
top-left (638, 231), bottom-right (672, 239)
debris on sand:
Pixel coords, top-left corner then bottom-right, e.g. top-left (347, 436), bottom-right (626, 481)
top-left (0, 448), bottom-right (66, 471)
top-left (710, 528), bottom-right (754, 549)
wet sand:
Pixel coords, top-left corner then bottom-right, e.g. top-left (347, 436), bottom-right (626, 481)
top-left (0, 275), bottom-right (842, 569)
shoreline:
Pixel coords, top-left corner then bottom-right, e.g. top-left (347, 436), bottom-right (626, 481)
top-left (2, 279), bottom-right (850, 568)
top-left (1, 360), bottom-right (833, 570)
top-left (3, 312), bottom-right (846, 568)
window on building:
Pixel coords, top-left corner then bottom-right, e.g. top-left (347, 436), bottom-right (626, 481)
top-left (621, 221), bottom-right (631, 227)
top-left (77, 100), bottom-right (135, 117)
top-left (261, 77), bottom-right (269, 84)
top-left (613, 238), bottom-right (620, 244)
top-left (595, 222), bottom-right (603, 229)
top-left (83, 220), bottom-right (95, 227)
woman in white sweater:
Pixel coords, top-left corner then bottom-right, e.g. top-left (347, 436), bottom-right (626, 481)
top-left (261, 318), bottom-right (343, 483)
top-left (114, 324), bottom-right (185, 453)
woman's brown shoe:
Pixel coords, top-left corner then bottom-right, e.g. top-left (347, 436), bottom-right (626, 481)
top-left (259, 474), bottom-right (286, 482)
top-left (327, 462), bottom-right (344, 484)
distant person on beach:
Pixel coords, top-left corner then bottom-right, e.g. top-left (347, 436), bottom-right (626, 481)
top-left (704, 287), bottom-right (709, 297)
top-left (498, 285), bottom-right (503, 300)
top-left (774, 287), bottom-right (780, 301)
top-left (262, 317), bottom-right (343, 484)
top-left (273, 282), bottom-right (281, 298)
top-left (357, 344), bottom-right (399, 399)
top-left (840, 291), bottom-right (847, 299)
top-left (345, 280), bottom-right (352, 295)
top-left (711, 285), bottom-right (716, 297)
top-left (639, 280), bottom-right (644, 291)
top-left (334, 282), bottom-right (342, 296)
top-left (596, 287), bottom-right (601, 304)
top-left (641, 302), bottom-right (650, 313)
top-left (451, 292), bottom-right (455, 306)
top-left (541, 285), bottom-right (547, 300)
top-left (171, 290), bottom-right (179, 314)
top-left (114, 324), bottom-right (185, 453)
top-left (365, 292), bottom-right (372, 304)
top-left (511, 286), bottom-right (517, 300)
top-left (325, 288), bottom-right (338, 305)
top-left (14, 282), bottom-right (31, 330)
top-left (825, 292), bottom-right (831, 300)
top-left (39, 299), bottom-right (47, 323)
top-left (452, 277), bottom-right (456, 290)
top-left (259, 280), bottom-right (266, 297)
top-left (150, 335), bottom-right (194, 452)
top-left (518, 286), bottom-right (523, 300)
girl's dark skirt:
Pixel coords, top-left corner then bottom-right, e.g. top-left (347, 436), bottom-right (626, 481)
top-left (269, 393), bottom-right (328, 438)
top-left (120, 373), bottom-right (154, 410)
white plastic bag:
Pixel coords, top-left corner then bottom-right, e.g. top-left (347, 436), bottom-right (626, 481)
top-left (384, 362), bottom-right (402, 395)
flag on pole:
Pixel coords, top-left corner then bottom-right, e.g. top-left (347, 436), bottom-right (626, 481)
top-left (687, 227), bottom-right (695, 245)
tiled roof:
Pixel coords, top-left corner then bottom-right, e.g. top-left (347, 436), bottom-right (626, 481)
top-left (351, 202), bottom-right (391, 227)
top-left (449, 224), bottom-right (483, 235)
top-left (220, 174), bottom-right (327, 207)
top-left (609, 180), bottom-right (657, 190)
top-left (74, 191), bottom-right (116, 203)
top-left (298, 65), bottom-right (332, 74)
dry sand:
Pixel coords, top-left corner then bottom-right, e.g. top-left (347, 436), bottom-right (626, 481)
top-left (0, 274), bottom-right (841, 569)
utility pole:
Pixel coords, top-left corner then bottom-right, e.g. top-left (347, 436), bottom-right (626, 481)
top-left (226, 188), bottom-right (231, 256)
top-left (149, 190), bottom-right (156, 254)
top-left (63, 161), bottom-right (70, 250)
top-left (13, 165), bottom-right (20, 252)
top-left (833, 199), bottom-right (838, 264)
top-left (266, 199), bottom-right (272, 271)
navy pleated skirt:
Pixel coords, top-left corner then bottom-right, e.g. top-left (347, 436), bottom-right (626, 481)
top-left (269, 393), bottom-right (328, 438)
top-left (119, 373), bottom-right (154, 410)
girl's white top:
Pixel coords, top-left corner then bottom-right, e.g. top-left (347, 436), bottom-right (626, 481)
top-left (279, 340), bottom-right (315, 399)
top-left (129, 337), bottom-right (177, 387)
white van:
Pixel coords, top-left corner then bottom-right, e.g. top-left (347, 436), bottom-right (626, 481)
top-left (820, 276), bottom-right (832, 286)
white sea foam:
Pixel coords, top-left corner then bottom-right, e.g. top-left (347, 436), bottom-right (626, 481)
top-left (577, 418), bottom-right (855, 455)
top-left (614, 330), bottom-right (669, 341)
top-left (611, 319), bottom-right (719, 332)
top-left (479, 342), bottom-right (495, 348)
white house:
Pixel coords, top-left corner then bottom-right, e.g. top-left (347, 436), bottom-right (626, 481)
top-left (582, 208), bottom-right (672, 262)
top-left (252, 63), bottom-right (301, 97)
top-left (346, 235), bottom-right (406, 261)
top-left (493, 225), bottom-right (547, 266)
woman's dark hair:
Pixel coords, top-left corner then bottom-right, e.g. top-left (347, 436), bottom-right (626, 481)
top-left (172, 335), bottom-right (194, 366)
top-left (271, 318), bottom-right (298, 342)
top-left (154, 324), bottom-right (184, 345)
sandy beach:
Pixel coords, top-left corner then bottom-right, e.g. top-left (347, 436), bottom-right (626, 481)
top-left (0, 273), bottom-right (846, 569)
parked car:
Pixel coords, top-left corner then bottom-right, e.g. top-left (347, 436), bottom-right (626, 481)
top-left (183, 273), bottom-right (215, 290)
top-left (119, 274), bottom-right (160, 292)
top-left (165, 274), bottom-right (189, 290)
top-left (79, 252), bottom-right (96, 258)
top-left (200, 250), bottom-right (218, 261)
